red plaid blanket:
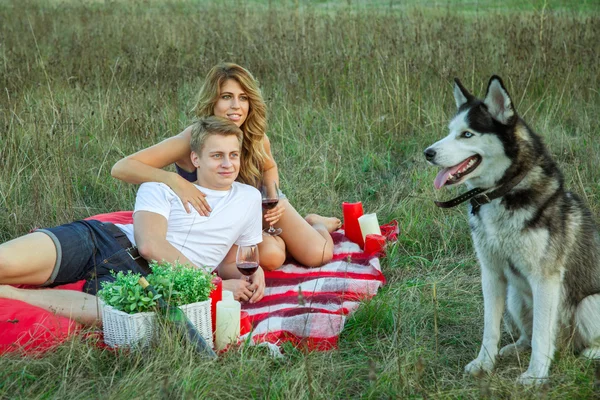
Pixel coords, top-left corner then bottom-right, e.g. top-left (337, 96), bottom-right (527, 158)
top-left (241, 225), bottom-right (396, 351)
top-left (0, 212), bottom-right (396, 354)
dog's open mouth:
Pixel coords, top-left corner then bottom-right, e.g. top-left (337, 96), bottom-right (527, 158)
top-left (434, 155), bottom-right (482, 189)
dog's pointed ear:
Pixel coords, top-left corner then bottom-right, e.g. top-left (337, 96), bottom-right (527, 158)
top-left (484, 75), bottom-right (515, 124)
top-left (453, 78), bottom-right (473, 109)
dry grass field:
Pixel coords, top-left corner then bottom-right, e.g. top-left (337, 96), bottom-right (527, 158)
top-left (1, 0), bottom-right (599, 398)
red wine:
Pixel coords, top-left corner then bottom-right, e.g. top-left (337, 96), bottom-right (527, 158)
top-left (237, 262), bottom-right (259, 276)
top-left (262, 199), bottom-right (279, 210)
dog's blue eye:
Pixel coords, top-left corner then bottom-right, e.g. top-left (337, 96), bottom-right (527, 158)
top-left (462, 131), bottom-right (473, 138)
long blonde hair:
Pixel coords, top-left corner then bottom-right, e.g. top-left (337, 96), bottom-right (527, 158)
top-left (193, 63), bottom-right (268, 188)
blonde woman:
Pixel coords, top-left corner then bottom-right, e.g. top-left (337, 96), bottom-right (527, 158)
top-left (112, 63), bottom-right (341, 284)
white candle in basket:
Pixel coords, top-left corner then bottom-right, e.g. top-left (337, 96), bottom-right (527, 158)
top-left (215, 290), bottom-right (241, 351)
top-left (358, 213), bottom-right (382, 242)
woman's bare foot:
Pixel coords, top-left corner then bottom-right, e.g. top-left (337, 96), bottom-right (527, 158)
top-left (305, 214), bottom-right (342, 233)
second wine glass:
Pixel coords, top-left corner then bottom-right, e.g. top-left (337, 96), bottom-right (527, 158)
top-left (236, 244), bottom-right (260, 281)
top-left (261, 181), bottom-right (282, 236)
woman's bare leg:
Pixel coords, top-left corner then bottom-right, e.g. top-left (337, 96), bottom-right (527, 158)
top-left (258, 233), bottom-right (286, 271)
top-left (0, 285), bottom-right (103, 326)
top-left (0, 232), bottom-right (57, 285)
top-left (275, 200), bottom-right (341, 267)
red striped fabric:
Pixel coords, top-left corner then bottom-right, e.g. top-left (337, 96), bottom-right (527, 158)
top-left (240, 225), bottom-right (397, 351)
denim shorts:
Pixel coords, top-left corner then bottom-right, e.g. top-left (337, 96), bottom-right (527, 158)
top-left (37, 219), bottom-right (143, 295)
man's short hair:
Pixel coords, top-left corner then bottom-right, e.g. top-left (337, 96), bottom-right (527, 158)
top-left (190, 116), bottom-right (244, 154)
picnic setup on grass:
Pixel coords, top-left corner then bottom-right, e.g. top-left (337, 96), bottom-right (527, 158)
top-left (0, 202), bottom-right (398, 357)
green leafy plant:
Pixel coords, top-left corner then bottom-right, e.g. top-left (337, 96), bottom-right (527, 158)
top-left (97, 271), bottom-right (161, 314)
top-left (97, 260), bottom-right (215, 314)
top-left (147, 260), bottom-right (215, 307)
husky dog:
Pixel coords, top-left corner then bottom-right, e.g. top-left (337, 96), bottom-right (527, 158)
top-left (424, 76), bottom-right (600, 384)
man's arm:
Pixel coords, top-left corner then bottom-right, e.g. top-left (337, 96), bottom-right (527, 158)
top-left (133, 211), bottom-right (196, 267)
top-left (216, 245), bottom-right (241, 279)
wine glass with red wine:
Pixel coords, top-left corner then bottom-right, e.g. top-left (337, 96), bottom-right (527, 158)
top-left (261, 181), bottom-right (282, 236)
top-left (236, 244), bottom-right (259, 281)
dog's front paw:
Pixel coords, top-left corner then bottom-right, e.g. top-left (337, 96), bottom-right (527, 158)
top-left (464, 358), bottom-right (494, 377)
top-left (517, 372), bottom-right (548, 386)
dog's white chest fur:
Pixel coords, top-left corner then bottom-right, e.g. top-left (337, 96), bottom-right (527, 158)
top-left (470, 201), bottom-right (548, 278)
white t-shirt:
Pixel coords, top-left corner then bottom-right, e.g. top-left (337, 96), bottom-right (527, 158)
top-left (116, 181), bottom-right (263, 271)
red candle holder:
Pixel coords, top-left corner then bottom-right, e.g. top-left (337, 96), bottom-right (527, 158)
top-left (343, 201), bottom-right (365, 248)
top-left (209, 276), bottom-right (222, 336)
top-left (364, 233), bottom-right (386, 256)
top-left (240, 310), bottom-right (252, 335)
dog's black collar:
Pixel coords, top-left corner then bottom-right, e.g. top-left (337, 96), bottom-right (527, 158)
top-left (434, 170), bottom-right (528, 212)
top-left (434, 187), bottom-right (487, 209)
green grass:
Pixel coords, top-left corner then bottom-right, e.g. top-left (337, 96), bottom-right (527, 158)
top-left (1, 0), bottom-right (600, 398)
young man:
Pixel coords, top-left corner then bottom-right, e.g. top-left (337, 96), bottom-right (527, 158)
top-left (0, 116), bottom-right (264, 325)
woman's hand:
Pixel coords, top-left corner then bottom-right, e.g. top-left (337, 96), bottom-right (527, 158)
top-left (170, 174), bottom-right (211, 216)
top-left (263, 200), bottom-right (286, 226)
top-left (248, 267), bottom-right (265, 304)
top-left (222, 279), bottom-right (254, 302)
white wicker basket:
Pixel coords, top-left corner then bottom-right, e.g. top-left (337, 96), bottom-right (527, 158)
top-left (102, 305), bottom-right (156, 349)
top-left (102, 300), bottom-right (213, 349)
top-left (179, 299), bottom-right (213, 349)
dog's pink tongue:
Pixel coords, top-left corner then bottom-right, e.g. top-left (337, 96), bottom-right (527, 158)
top-left (434, 168), bottom-right (453, 189)
top-left (433, 158), bottom-right (472, 189)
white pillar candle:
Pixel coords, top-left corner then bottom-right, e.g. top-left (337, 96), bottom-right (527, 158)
top-left (215, 290), bottom-right (241, 351)
top-left (358, 213), bottom-right (382, 242)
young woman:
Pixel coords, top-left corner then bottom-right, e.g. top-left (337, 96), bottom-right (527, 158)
top-left (111, 63), bottom-right (341, 278)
